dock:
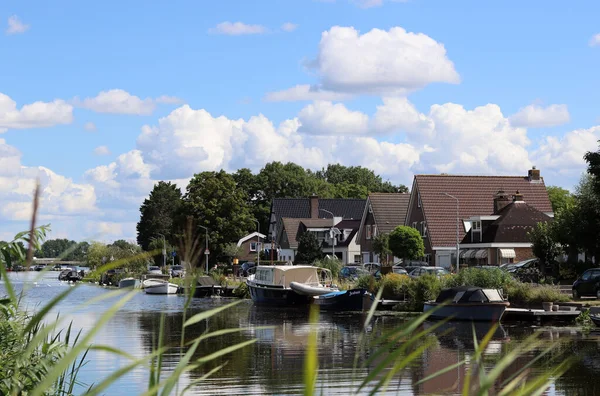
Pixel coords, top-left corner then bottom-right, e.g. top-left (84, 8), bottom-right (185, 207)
top-left (503, 307), bottom-right (581, 324)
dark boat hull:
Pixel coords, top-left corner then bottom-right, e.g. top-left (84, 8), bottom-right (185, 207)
top-left (248, 283), bottom-right (311, 305)
top-left (194, 285), bottom-right (222, 298)
top-left (314, 289), bottom-right (366, 311)
top-left (423, 302), bottom-right (509, 322)
top-left (591, 315), bottom-right (600, 327)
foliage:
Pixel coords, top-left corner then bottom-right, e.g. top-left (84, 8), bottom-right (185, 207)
top-left (232, 282), bottom-right (250, 299)
top-left (575, 310), bottom-right (594, 328)
top-left (380, 273), bottom-right (411, 300)
top-left (444, 267), bottom-right (513, 290)
top-left (546, 186), bottom-right (576, 214)
top-left (313, 257), bottom-right (342, 280)
top-left (86, 240), bottom-right (150, 274)
top-left (136, 181), bottom-right (183, 251)
top-left (388, 225), bottom-right (425, 260)
top-left (1, 225), bottom-right (49, 269)
top-left (179, 171), bottom-right (254, 265)
top-left (372, 233), bottom-right (392, 266)
top-left (529, 221), bottom-right (561, 276)
top-left (294, 232), bottom-right (323, 265)
top-left (407, 274), bottom-right (443, 311)
top-left (221, 243), bottom-right (242, 263)
top-left (356, 274), bottom-right (379, 292)
top-left (505, 283), bottom-right (569, 306)
top-left (35, 239), bottom-right (89, 261)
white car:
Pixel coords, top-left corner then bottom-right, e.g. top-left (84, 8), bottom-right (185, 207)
top-left (148, 266), bottom-right (162, 275)
top-left (409, 267), bottom-right (450, 278)
top-left (362, 262), bottom-right (381, 274)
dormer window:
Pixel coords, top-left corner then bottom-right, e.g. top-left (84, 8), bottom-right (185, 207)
top-left (471, 221), bottom-right (482, 243)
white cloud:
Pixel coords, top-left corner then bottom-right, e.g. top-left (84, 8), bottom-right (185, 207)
top-left (0, 93), bottom-right (73, 131)
top-left (84, 122), bottom-right (97, 132)
top-left (264, 84), bottom-right (353, 102)
top-left (281, 22), bottom-right (298, 32)
top-left (298, 101), bottom-right (369, 135)
top-left (508, 104), bottom-right (570, 128)
top-left (6, 15), bottom-right (29, 35)
top-left (589, 33), bottom-right (600, 47)
top-left (74, 89), bottom-right (181, 115)
top-left (94, 146), bottom-right (111, 156)
top-left (209, 22), bottom-right (267, 35)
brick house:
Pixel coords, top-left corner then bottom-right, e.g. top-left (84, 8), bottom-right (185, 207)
top-left (357, 193), bottom-right (411, 264)
top-left (405, 168), bottom-right (553, 267)
top-left (236, 232), bottom-right (267, 262)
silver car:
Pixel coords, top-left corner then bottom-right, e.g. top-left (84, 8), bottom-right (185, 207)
top-left (409, 267), bottom-right (450, 278)
top-left (170, 265), bottom-right (185, 278)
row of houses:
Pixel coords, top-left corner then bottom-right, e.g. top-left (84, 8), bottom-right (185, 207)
top-left (237, 167), bottom-right (553, 268)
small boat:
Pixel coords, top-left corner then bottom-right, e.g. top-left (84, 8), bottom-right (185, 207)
top-left (313, 289), bottom-right (367, 311)
top-left (290, 279), bottom-right (338, 297)
top-left (58, 269), bottom-right (82, 282)
top-left (591, 315), bottom-right (600, 327)
top-left (247, 265), bottom-right (331, 305)
top-left (423, 287), bottom-right (510, 322)
top-left (143, 279), bottom-right (179, 295)
top-left (194, 276), bottom-right (222, 298)
top-left (119, 277), bottom-right (141, 289)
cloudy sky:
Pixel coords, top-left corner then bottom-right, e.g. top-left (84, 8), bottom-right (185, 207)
top-left (1, 1), bottom-right (599, 242)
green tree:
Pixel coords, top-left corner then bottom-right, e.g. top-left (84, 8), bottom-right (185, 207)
top-left (529, 221), bottom-right (561, 277)
top-left (294, 232), bottom-right (322, 264)
top-left (37, 238), bottom-right (76, 259)
top-left (137, 181), bottom-right (183, 251)
top-left (546, 186), bottom-right (575, 214)
top-left (574, 174), bottom-right (600, 262)
top-left (222, 243), bottom-right (242, 265)
top-left (584, 140), bottom-right (600, 196)
top-left (180, 171), bottom-right (254, 265)
top-left (388, 226), bottom-right (425, 261)
top-left (316, 164), bottom-right (409, 194)
top-left (372, 233), bottom-right (392, 266)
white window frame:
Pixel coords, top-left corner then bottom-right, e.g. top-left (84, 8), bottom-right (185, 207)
top-left (417, 192), bottom-right (421, 208)
top-left (366, 225), bottom-right (372, 240)
top-left (250, 242), bottom-right (257, 252)
top-left (372, 225), bottom-right (377, 238)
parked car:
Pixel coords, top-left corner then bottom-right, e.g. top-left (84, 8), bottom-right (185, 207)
top-left (409, 267), bottom-right (450, 278)
top-left (572, 268), bottom-right (600, 299)
top-left (340, 266), bottom-right (370, 280)
top-left (170, 265), bottom-right (185, 278)
top-left (505, 258), bottom-right (539, 273)
top-left (148, 266), bottom-right (162, 275)
top-left (392, 267), bottom-right (409, 275)
top-left (362, 262), bottom-right (381, 273)
top-left (34, 264), bottom-right (46, 271)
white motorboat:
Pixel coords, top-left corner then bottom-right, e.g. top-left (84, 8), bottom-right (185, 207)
top-left (289, 281), bottom-right (338, 296)
top-left (119, 277), bottom-right (141, 289)
top-left (143, 279), bottom-right (179, 295)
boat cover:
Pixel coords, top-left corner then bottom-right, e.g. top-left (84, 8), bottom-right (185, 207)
top-left (435, 287), bottom-right (504, 303)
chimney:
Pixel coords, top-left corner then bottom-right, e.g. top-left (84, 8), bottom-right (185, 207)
top-left (513, 190), bottom-right (524, 202)
top-left (493, 190), bottom-right (511, 214)
top-left (528, 166), bottom-right (541, 183)
top-left (310, 194), bottom-right (319, 219)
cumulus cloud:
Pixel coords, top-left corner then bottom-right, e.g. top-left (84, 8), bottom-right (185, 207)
top-left (0, 93), bottom-right (73, 131)
top-left (74, 89), bottom-right (182, 115)
top-left (281, 22), bottom-right (298, 32)
top-left (6, 15), bottom-right (29, 35)
top-left (508, 103), bottom-right (570, 128)
top-left (84, 122), bottom-right (97, 132)
top-left (94, 146), bottom-right (111, 156)
top-left (298, 100), bottom-right (369, 135)
top-left (209, 22), bottom-right (267, 35)
top-left (589, 33), bottom-right (600, 47)
top-left (264, 84), bottom-right (353, 102)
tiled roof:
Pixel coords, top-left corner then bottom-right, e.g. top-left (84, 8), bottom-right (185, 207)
top-left (415, 174), bottom-right (552, 248)
top-left (479, 201), bottom-right (552, 243)
top-left (318, 199), bottom-right (366, 220)
top-left (300, 219), bottom-right (335, 228)
top-left (281, 218), bottom-right (302, 248)
top-left (369, 193), bottom-right (411, 234)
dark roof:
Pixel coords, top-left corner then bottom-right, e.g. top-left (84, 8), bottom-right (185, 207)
top-left (369, 193), bottom-right (411, 234)
top-left (478, 201), bottom-right (552, 243)
top-left (301, 219), bottom-right (336, 228)
top-left (413, 174), bottom-right (553, 248)
top-left (280, 218), bottom-right (361, 249)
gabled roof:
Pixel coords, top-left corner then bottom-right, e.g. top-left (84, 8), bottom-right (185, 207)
top-left (478, 201), bottom-right (552, 243)
top-left (281, 218), bottom-right (302, 249)
top-left (301, 219), bottom-right (336, 228)
top-left (237, 232), bottom-right (267, 247)
top-left (412, 174), bottom-right (553, 248)
top-left (357, 193), bottom-right (410, 239)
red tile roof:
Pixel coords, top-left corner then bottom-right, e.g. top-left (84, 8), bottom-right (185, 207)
top-left (414, 175), bottom-right (552, 248)
top-left (369, 193), bottom-right (411, 234)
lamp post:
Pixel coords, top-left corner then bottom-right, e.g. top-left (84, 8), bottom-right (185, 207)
top-left (319, 208), bottom-right (336, 260)
top-left (156, 233), bottom-right (166, 269)
top-left (198, 226), bottom-right (209, 273)
top-left (441, 193), bottom-right (460, 273)
top-left (252, 219), bottom-right (260, 266)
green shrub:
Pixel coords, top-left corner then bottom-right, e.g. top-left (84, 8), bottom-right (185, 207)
top-left (314, 257), bottom-right (342, 280)
top-left (505, 282), bottom-right (569, 306)
top-left (233, 282), bottom-right (250, 298)
top-left (445, 267), bottom-right (513, 289)
top-left (356, 274), bottom-right (379, 293)
top-left (380, 273), bottom-right (411, 300)
top-left (408, 274), bottom-right (442, 311)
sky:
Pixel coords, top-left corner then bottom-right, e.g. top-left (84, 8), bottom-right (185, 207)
top-left (1, 0), bottom-right (600, 242)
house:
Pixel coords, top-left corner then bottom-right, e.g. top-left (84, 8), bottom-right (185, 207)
top-left (269, 195), bottom-right (366, 263)
top-left (357, 193), bottom-right (411, 264)
top-left (236, 232), bottom-right (267, 262)
top-left (405, 168), bottom-right (553, 268)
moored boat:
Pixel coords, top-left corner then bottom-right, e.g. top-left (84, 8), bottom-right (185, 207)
top-left (247, 265), bottom-right (328, 305)
top-left (423, 287), bottom-right (510, 322)
top-left (143, 279), bottom-right (179, 295)
top-left (289, 269), bottom-right (337, 296)
top-left (313, 288), bottom-right (366, 311)
top-left (119, 277), bottom-right (141, 289)
top-left (194, 276), bottom-right (222, 298)
top-left (591, 315), bottom-right (600, 327)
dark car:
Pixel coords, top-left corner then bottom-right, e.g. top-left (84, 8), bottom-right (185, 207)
top-left (241, 261), bottom-right (256, 277)
top-left (506, 258), bottom-right (539, 273)
top-left (572, 268), bottom-right (600, 299)
top-left (340, 266), bottom-right (370, 280)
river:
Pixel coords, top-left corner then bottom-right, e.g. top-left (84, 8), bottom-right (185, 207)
top-left (3, 271), bottom-right (600, 395)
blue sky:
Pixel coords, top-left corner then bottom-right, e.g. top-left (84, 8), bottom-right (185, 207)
top-left (1, 0), bottom-right (599, 241)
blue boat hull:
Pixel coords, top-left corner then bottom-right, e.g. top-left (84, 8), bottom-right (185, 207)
top-left (313, 289), bottom-right (366, 311)
top-left (423, 302), bottom-right (509, 322)
top-left (248, 283), bottom-right (311, 305)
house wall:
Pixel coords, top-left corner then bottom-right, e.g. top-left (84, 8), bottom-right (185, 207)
top-left (406, 187), bottom-right (435, 264)
top-left (238, 239), bottom-right (258, 262)
top-left (279, 248), bottom-right (295, 263)
top-left (515, 247), bottom-right (534, 262)
top-left (346, 233), bottom-right (362, 265)
top-left (359, 209), bottom-right (376, 263)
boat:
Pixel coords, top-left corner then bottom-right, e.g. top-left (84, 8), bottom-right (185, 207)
top-left (58, 269), bottom-right (82, 282)
top-left (193, 276), bottom-right (222, 298)
top-left (289, 269), bottom-right (337, 296)
top-left (143, 279), bottom-right (179, 295)
top-left (423, 287), bottom-right (510, 322)
top-left (313, 288), bottom-right (367, 311)
top-left (119, 277), bottom-right (141, 289)
top-left (247, 265), bottom-right (331, 305)
top-left (591, 315), bottom-right (600, 327)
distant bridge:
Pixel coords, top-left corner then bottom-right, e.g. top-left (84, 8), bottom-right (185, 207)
top-left (32, 258), bottom-right (86, 265)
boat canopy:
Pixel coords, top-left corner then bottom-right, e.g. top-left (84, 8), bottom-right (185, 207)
top-left (254, 265), bottom-right (319, 287)
top-left (435, 287), bottom-right (504, 303)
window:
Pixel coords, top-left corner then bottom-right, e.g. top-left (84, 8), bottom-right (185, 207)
top-left (420, 221), bottom-right (427, 237)
top-left (412, 221), bottom-right (417, 229)
top-left (366, 225), bottom-right (372, 240)
top-left (372, 225), bottom-right (377, 238)
top-left (354, 255), bottom-right (361, 263)
top-left (250, 242), bottom-right (257, 252)
top-left (472, 221), bottom-right (481, 231)
top-left (582, 271), bottom-right (592, 281)
top-left (417, 192), bottom-right (421, 208)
